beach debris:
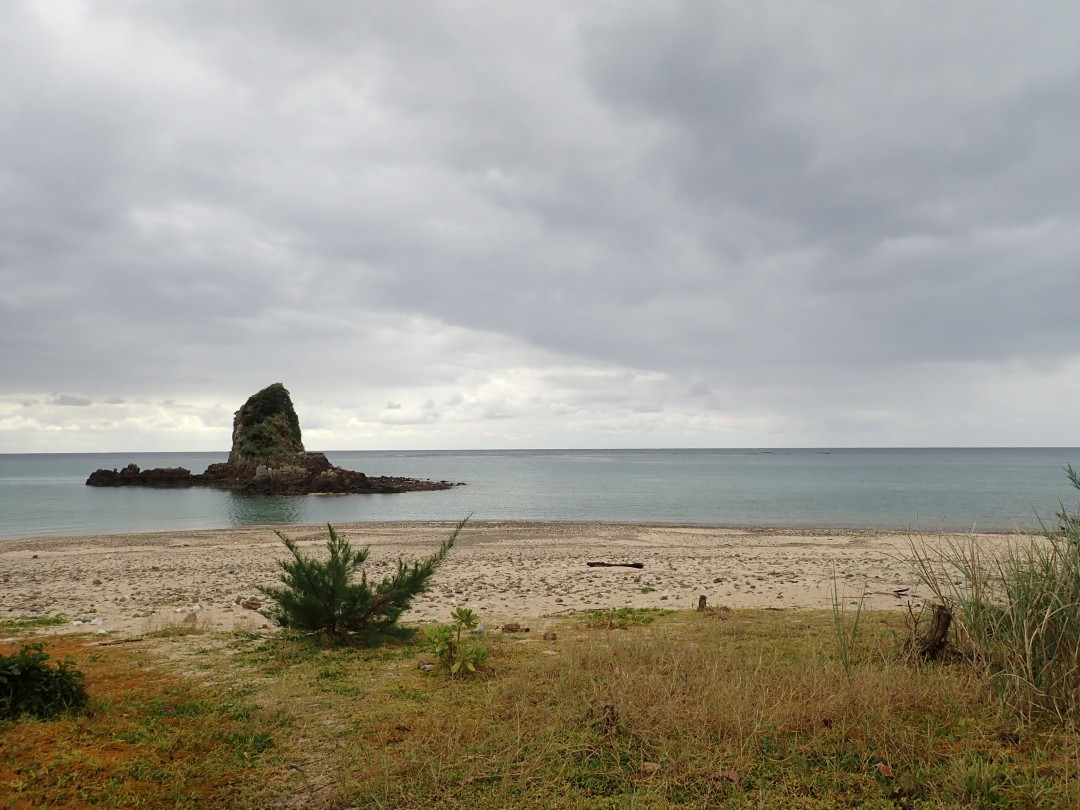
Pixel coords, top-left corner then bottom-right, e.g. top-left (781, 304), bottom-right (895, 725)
top-left (501, 622), bottom-right (529, 634)
top-left (586, 561), bottom-right (645, 569)
top-left (236, 597), bottom-right (263, 610)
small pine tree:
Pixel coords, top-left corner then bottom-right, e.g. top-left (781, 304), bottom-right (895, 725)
top-left (259, 517), bottom-right (467, 645)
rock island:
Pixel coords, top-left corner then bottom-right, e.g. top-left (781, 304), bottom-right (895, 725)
top-left (86, 383), bottom-right (460, 495)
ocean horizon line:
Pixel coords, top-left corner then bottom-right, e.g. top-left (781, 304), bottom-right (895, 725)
top-left (3, 445), bottom-right (1079, 456)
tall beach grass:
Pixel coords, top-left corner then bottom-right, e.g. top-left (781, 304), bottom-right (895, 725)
top-left (910, 466), bottom-right (1080, 720)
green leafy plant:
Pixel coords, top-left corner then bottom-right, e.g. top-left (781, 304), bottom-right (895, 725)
top-left (581, 607), bottom-right (673, 629)
top-left (425, 607), bottom-right (488, 676)
top-left (259, 517), bottom-right (467, 645)
top-left (0, 643), bottom-right (89, 720)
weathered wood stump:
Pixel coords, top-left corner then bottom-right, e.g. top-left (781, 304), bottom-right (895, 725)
top-left (917, 604), bottom-right (952, 660)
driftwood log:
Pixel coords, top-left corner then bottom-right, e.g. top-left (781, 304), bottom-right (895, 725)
top-left (917, 604), bottom-right (953, 660)
top-left (586, 561), bottom-right (645, 569)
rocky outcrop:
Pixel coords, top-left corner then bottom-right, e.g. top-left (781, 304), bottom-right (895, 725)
top-left (226, 382), bottom-right (306, 472)
top-left (85, 464), bottom-right (195, 488)
top-left (86, 383), bottom-right (460, 495)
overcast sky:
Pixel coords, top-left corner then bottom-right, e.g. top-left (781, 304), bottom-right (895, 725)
top-left (3, 1), bottom-right (1080, 452)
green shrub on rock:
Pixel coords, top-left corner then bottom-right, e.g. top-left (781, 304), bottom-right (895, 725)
top-left (0, 643), bottom-right (89, 720)
top-left (259, 518), bottom-right (467, 645)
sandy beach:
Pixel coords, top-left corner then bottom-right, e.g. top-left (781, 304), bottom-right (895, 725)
top-left (0, 522), bottom-right (1013, 638)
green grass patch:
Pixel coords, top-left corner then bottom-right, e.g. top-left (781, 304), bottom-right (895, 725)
top-left (578, 606), bottom-right (675, 629)
top-left (0, 614), bottom-right (68, 633)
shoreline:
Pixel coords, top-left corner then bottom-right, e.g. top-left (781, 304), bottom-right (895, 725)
top-left (1, 521), bottom-right (1024, 639)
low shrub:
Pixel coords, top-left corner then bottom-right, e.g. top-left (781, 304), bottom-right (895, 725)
top-left (0, 643), bottom-right (89, 720)
top-left (425, 607), bottom-right (488, 677)
top-left (259, 518), bottom-right (467, 645)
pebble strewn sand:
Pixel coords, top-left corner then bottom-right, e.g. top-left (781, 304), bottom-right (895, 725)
top-left (0, 522), bottom-right (1016, 637)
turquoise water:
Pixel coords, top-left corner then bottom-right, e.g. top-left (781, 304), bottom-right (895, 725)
top-left (1, 448), bottom-right (1078, 540)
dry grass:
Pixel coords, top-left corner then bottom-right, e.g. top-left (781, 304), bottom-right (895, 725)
top-left (3, 609), bottom-right (1080, 808)
top-left (0, 636), bottom-right (281, 809)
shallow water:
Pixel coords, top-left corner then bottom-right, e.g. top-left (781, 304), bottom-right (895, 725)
top-left (1, 448), bottom-right (1078, 540)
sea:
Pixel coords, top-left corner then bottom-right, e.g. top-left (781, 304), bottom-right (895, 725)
top-left (1, 448), bottom-right (1079, 542)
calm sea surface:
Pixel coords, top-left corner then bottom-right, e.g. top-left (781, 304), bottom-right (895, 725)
top-left (1, 448), bottom-right (1079, 541)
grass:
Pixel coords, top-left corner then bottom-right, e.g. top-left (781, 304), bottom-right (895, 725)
top-left (0, 615), bottom-right (68, 634)
top-left (0, 636), bottom-right (282, 809)
top-left (910, 525), bottom-right (1080, 721)
top-left (4, 609), bottom-right (1080, 808)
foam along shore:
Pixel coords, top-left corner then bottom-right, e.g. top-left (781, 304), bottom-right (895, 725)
top-left (0, 522), bottom-right (1023, 638)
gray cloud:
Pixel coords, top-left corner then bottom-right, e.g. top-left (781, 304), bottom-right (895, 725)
top-left (48, 395), bottom-right (93, 407)
top-left (2, 1), bottom-right (1079, 450)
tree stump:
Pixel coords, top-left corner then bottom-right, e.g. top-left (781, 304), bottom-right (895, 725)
top-left (917, 604), bottom-right (952, 660)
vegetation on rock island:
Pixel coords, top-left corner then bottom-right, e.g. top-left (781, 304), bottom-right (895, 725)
top-left (229, 382), bottom-right (304, 463)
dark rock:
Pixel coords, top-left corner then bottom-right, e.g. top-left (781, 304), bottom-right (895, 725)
top-left (86, 463), bottom-right (195, 487)
top-left (86, 383), bottom-right (462, 496)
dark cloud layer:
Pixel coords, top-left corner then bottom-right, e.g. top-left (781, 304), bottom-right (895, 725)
top-left (2, 1), bottom-right (1079, 451)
